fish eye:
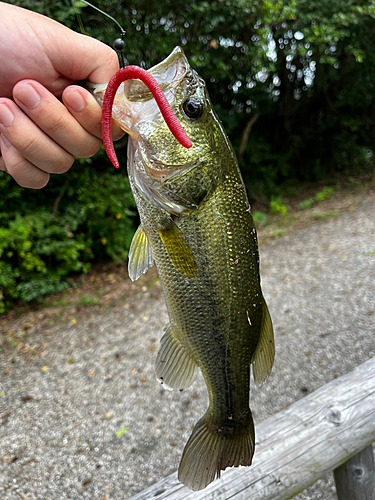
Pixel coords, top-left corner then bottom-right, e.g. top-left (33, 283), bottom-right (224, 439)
top-left (183, 96), bottom-right (204, 119)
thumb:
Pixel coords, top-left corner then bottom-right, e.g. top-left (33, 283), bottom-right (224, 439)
top-left (16, 4), bottom-right (121, 84)
top-left (50, 30), bottom-right (120, 84)
top-left (19, 6), bottom-right (120, 85)
top-left (0, 3), bottom-right (120, 98)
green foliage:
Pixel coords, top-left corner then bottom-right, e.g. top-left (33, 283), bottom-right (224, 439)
top-left (253, 211), bottom-right (268, 226)
top-left (270, 198), bottom-right (288, 215)
top-left (115, 426), bottom-right (128, 437)
top-left (0, 210), bottom-right (79, 311)
top-left (298, 198), bottom-right (313, 210)
top-left (298, 186), bottom-right (334, 210)
top-left (3, 0), bottom-right (375, 309)
top-left (270, 228), bottom-right (285, 238)
top-left (75, 295), bottom-right (99, 306)
top-left (0, 157), bottom-right (136, 311)
top-left (313, 210), bottom-right (340, 220)
top-left (13, 0), bottom-right (375, 190)
top-left (315, 186), bottom-right (334, 202)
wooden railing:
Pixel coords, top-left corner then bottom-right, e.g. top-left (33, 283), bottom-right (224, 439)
top-left (129, 357), bottom-right (375, 500)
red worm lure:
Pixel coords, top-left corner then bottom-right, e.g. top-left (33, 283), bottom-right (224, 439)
top-left (101, 66), bottom-right (192, 169)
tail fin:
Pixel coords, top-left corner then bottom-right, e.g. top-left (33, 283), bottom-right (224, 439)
top-left (178, 412), bottom-right (255, 491)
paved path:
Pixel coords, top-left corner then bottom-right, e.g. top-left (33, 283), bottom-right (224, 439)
top-left (0, 192), bottom-right (374, 500)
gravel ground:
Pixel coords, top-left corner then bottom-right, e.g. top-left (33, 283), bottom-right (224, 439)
top-left (0, 191), bottom-right (374, 500)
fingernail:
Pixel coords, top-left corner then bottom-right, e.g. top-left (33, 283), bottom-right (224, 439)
top-left (16, 83), bottom-right (41, 110)
top-left (0, 103), bottom-right (14, 127)
top-left (64, 89), bottom-right (85, 112)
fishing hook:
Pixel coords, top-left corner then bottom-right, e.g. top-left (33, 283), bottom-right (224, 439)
top-left (102, 66), bottom-right (192, 168)
top-left (76, 0), bottom-right (192, 168)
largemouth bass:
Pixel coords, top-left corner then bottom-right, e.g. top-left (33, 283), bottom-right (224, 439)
top-left (92, 47), bottom-right (274, 491)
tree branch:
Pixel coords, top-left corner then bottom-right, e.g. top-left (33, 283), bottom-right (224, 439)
top-left (53, 173), bottom-right (72, 215)
top-left (237, 112), bottom-right (260, 163)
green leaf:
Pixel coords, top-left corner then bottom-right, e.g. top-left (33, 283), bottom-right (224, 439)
top-left (115, 426), bottom-right (128, 436)
top-left (73, 1), bottom-right (88, 7)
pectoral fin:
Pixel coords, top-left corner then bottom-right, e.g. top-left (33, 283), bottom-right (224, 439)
top-left (158, 221), bottom-right (197, 277)
top-left (128, 226), bottom-right (154, 281)
top-left (252, 301), bottom-right (275, 384)
top-left (156, 324), bottom-right (197, 390)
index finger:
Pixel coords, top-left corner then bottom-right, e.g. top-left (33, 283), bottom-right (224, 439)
top-left (62, 85), bottom-right (125, 142)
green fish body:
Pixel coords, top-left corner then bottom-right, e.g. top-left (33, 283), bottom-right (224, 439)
top-left (92, 47), bottom-right (274, 491)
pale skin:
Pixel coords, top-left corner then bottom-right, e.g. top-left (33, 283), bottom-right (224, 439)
top-left (0, 2), bottom-right (124, 189)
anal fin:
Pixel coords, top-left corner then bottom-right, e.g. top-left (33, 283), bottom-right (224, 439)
top-left (156, 324), bottom-right (197, 390)
top-left (252, 300), bottom-right (275, 384)
top-left (128, 225), bottom-right (154, 282)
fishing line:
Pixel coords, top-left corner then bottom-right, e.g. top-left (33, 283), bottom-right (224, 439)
top-left (76, 0), bottom-right (127, 67)
top-left (74, 0), bottom-right (192, 168)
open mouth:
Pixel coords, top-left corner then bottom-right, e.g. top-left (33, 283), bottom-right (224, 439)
top-left (136, 135), bottom-right (196, 182)
top-left (141, 153), bottom-right (196, 182)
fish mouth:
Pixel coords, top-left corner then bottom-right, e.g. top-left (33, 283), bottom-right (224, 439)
top-left (144, 161), bottom-right (171, 181)
top-left (138, 142), bottom-right (196, 183)
top-left (89, 47), bottom-right (189, 139)
top-left (124, 46), bottom-right (188, 103)
top-left (131, 140), bottom-right (202, 214)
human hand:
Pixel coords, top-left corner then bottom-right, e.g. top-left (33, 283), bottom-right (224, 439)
top-left (0, 2), bottom-right (124, 188)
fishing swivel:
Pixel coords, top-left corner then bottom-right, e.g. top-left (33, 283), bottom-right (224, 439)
top-left (78, 0), bottom-right (191, 169)
top-left (77, 0), bottom-right (127, 67)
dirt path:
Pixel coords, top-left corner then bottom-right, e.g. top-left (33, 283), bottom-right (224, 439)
top-left (0, 189), bottom-right (374, 500)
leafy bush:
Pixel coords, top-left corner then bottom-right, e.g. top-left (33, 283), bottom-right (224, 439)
top-left (3, 0), bottom-right (375, 310)
top-left (270, 198), bottom-right (288, 216)
top-left (297, 186), bottom-right (334, 211)
top-left (0, 156), bottom-right (136, 312)
top-left (253, 211), bottom-right (268, 227)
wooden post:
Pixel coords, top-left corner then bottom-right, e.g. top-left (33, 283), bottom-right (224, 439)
top-left (128, 357), bottom-right (375, 500)
top-left (334, 444), bottom-right (374, 500)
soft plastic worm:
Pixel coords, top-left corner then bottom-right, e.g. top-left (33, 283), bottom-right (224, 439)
top-left (102, 66), bottom-right (192, 168)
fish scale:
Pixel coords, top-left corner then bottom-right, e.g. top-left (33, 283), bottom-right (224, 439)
top-left (91, 46), bottom-right (274, 491)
